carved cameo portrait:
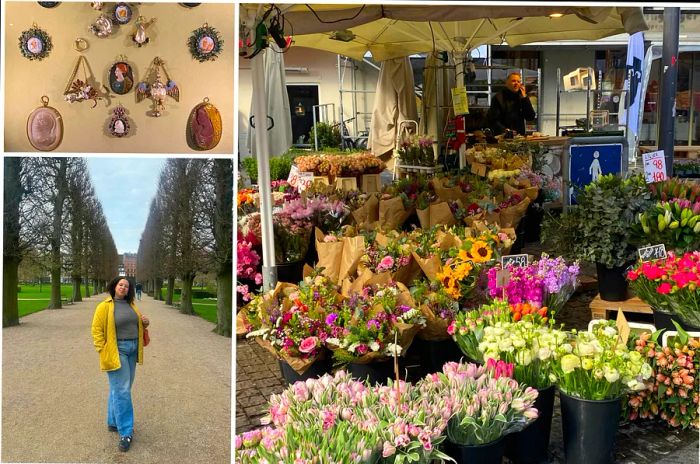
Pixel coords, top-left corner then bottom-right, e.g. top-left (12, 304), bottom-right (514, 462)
top-left (27, 103), bottom-right (63, 151)
top-left (187, 99), bottom-right (221, 150)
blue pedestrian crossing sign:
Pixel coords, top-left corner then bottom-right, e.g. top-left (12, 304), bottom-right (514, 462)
top-left (568, 143), bottom-right (623, 204)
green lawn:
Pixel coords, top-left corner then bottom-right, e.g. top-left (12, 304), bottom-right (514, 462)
top-left (17, 284), bottom-right (74, 318)
top-left (157, 289), bottom-right (218, 323)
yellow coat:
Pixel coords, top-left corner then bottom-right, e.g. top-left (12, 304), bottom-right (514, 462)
top-left (91, 297), bottom-right (144, 371)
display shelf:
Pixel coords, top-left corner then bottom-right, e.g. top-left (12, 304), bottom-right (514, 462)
top-left (589, 294), bottom-right (652, 321)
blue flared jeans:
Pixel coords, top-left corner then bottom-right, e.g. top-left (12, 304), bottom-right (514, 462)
top-left (107, 339), bottom-right (137, 437)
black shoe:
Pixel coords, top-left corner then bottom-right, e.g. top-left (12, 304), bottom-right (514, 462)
top-left (108, 425), bottom-right (118, 432)
top-left (118, 436), bottom-right (132, 452)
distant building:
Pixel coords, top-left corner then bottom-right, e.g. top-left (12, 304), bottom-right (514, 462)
top-left (123, 253), bottom-right (137, 278)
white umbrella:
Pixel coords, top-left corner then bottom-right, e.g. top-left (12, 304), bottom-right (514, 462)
top-left (419, 53), bottom-right (456, 160)
top-left (248, 43), bottom-right (293, 158)
top-left (368, 56), bottom-right (418, 157)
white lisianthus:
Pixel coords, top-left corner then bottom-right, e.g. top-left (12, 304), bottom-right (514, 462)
top-left (515, 350), bottom-right (533, 366)
top-left (385, 343), bottom-right (403, 356)
top-left (581, 358), bottom-right (594, 370)
top-left (538, 347), bottom-right (552, 361)
top-left (369, 341), bottom-right (380, 352)
top-left (512, 337), bottom-right (526, 348)
top-left (577, 342), bottom-right (595, 356)
top-left (602, 326), bottom-right (618, 338)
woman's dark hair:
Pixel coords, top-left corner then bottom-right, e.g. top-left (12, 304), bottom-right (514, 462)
top-left (107, 276), bottom-right (135, 304)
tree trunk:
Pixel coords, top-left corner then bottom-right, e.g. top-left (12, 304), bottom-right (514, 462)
top-left (3, 257), bottom-right (20, 327)
top-left (49, 270), bottom-right (62, 309)
top-left (166, 276), bottom-right (175, 305)
top-left (3, 158), bottom-right (23, 327)
top-left (179, 273), bottom-right (196, 315)
top-left (155, 277), bottom-right (163, 301)
top-left (215, 269), bottom-right (232, 337)
top-left (84, 277), bottom-right (91, 298)
top-left (72, 276), bottom-right (82, 302)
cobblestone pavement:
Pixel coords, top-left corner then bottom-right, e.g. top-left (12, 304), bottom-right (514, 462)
top-left (234, 241), bottom-right (700, 462)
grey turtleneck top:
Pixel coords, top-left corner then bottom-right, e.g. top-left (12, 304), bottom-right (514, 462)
top-left (114, 298), bottom-right (139, 339)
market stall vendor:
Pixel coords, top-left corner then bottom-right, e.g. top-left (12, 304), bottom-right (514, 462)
top-left (485, 72), bottom-right (536, 136)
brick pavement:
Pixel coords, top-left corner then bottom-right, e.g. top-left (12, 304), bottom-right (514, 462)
top-left (234, 240), bottom-right (700, 462)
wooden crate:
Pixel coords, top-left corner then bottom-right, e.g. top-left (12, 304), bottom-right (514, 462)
top-left (361, 174), bottom-right (381, 193)
top-left (335, 176), bottom-right (358, 192)
top-left (589, 294), bottom-right (652, 321)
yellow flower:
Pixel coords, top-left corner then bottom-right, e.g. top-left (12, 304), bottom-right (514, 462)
top-left (453, 262), bottom-right (473, 280)
top-left (458, 248), bottom-right (469, 261)
top-left (437, 269), bottom-right (461, 299)
top-left (469, 240), bottom-right (493, 263)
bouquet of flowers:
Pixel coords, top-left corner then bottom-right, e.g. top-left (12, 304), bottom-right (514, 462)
top-left (273, 210), bottom-right (313, 263)
top-left (245, 272), bottom-right (341, 372)
top-left (326, 284), bottom-right (425, 366)
top-left (359, 231), bottom-right (419, 285)
top-left (636, 197), bottom-right (700, 252)
top-left (624, 329), bottom-right (699, 429)
top-left (551, 321), bottom-right (653, 400)
top-left (236, 230), bottom-right (263, 302)
top-left (487, 254), bottom-right (579, 316)
top-left (627, 251), bottom-right (700, 327)
top-left (237, 370), bottom-right (454, 463)
top-left (397, 134), bottom-right (421, 166)
top-left (476, 321), bottom-right (568, 389)
top-left (436, 236), bottom-right (496, 302)
top-left (411, 279), bottom-right (461, 341)
top-left (237, 187), bottom-right (257, 215)
top-left (448, 300), bottom-right (513, 362)
top-left (419, 361), bottom-right (539, 446)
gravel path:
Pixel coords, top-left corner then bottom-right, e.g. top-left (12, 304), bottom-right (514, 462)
top-left (2, 294), bottom-right (231, 464)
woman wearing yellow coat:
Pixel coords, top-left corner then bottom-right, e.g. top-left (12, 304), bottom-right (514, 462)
top-left (91, 277), bottom-right (149, 452)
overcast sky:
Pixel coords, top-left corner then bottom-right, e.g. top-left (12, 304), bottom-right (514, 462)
top-left (86, 158), bottom-right (166, 254)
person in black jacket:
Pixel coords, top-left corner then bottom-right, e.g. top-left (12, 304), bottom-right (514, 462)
top-left (486, 72), bottom-right (536, 136)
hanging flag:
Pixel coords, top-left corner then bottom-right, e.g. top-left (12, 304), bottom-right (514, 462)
top-left (620, 32), bottom-right (645, 137)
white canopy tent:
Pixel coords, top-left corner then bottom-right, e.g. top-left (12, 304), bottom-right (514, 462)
top-left (241, 3), bottom-right (648, 290)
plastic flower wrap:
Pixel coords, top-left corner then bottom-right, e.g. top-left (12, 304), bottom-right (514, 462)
top-left (476, 321), bottom-right (568, 389)
top-left (627, 251), bottom-right (700, 327)
top-left (448, 300), bottom-right (512, 362)
top-left (419, 361), bottom-right (539, 446)
top-left (487, 253), bottom-right (579, 316)
top-left (326, 284), bottom-right (425, 366)
top-left (636, 197), bottom-right (700, 253)
top-left (551, 321), bottom-right (653, 400)
top-left (624, 328), bottom-right (699, 429)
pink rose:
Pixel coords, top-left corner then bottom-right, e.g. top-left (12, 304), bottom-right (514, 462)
top-left (377, 255), bottom-right (395, 272)
top-left (447, 320), bottom-right (456, 336)
top-left (298, 336), bottom-right (318, 354)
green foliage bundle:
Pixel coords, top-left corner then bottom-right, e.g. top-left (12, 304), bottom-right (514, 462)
top-left (541, 173), bottom-right (652, 268)
top-left (309, 122), bottom-right (341, 149)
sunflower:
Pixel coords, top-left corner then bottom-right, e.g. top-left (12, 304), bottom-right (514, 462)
top-left (437, 269), bottom-right (461, 299)
top-left (458, 248), bottom-right (470, 261)
top-left (453, 262), bottom-right (473, 280)
top-left (469, 240), bottom-right (493, 263)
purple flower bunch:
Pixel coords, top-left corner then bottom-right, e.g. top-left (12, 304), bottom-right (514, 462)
top-left (537, 254), bottom-right (580, 294)
top-left (488, 265), bottom-right (545, 307)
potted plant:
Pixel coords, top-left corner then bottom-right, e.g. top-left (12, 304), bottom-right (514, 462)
top-left (541, 173), bottom-right (651, 301)
top-left (420, 361), bottom-right (539, 464)
top-left (626, 251), bottom-right (700, 331)
top-left (474, 321), bottom-right (568, 464)
top-left (551, 321), bottom-right (653, 464)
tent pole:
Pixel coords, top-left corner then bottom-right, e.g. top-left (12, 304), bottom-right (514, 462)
top-left (252, 51), bottom-right (277, 291)
top-left (659, 7), bottom-right (679, 177)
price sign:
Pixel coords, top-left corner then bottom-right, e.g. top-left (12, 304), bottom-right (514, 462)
top-left (287, 165), bottom-right (314, 192)
top-left (501, 254), bottom-right (529, 268)
top-left (496, 269), bottom-right (511, 287)
top-left (451, 86), bottom-right (469, 115)
top-left (638, 244), bottom-right (667, 262)
top-left (642, 150), bottom-right (668, 184)
top-left (616, 309), bottom-right (631, 346)
top-left (297, 172), bottom-right (314, 193)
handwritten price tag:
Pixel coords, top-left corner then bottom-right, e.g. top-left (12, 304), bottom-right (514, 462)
top-left (287, 165), bottom-right (314, 192)
top-left (501, 254), bottom-right (529, 268)
top-left (638, 244), bottom-right (667, 262)
top-left (642, 150), bottom-right (667, 184)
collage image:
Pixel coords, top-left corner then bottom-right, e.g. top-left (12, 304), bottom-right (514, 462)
top-left (4, 2), bottom-right (700, 464)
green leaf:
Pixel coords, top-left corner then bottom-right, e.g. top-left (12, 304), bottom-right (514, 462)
top-left (671, 320), bottom-right (689, 346)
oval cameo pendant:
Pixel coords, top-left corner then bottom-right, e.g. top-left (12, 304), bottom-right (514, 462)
top-left (108, 105), bottom-right (130, 137)
top-left (187, 98), bottom-right (221, 150)
top-left (109, 61), bottom-right (134, 95)
top-left (27, 96), bottom-right (63, 151)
